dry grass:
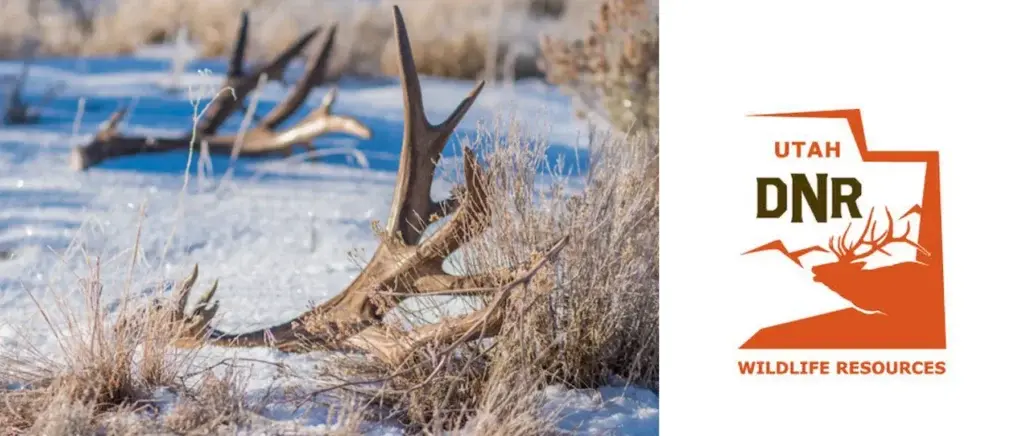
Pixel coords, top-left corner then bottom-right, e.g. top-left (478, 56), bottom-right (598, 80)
top-left (540, 0), bottom-right (659, 133)
top-left (0, 249), bottom-right (256, 434)
top-left (316, 119), bottom-right (658, 432)
top-left (0, 0), bottom-right (602, 82)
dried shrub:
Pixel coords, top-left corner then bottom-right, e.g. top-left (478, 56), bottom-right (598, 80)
top-left (539, 0), bottom-right (659, 133)
top-left (470, 121), bottom-right (659, 389)
top-left (25, 397), bottom-right (98, 435)
top-left (163, 369), bottom-right (250, 434)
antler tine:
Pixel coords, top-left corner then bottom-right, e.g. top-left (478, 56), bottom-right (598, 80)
top-left (881, 207), bottom-right (895, 241)
top-left (838, 235), bottom-right (848, 258)
top-left (867, 208), bottom-right (895, 256)
top-left (165, 264), bottom-right (222, 336)
top-left (4, 56), bottom-right (35, 124)
top-left (393, 7), bottom-right (426, 129)
top-left (258, 24), bottom-right (337, 130)
top-left (393, 7), bottom-right (486, 141)
top-left (250, 27), bottom-right (323, 87)
top-left (228, 11), bottom-right (249, 78)
top-left (385, 6), bottom-right (487, 244)
top-left (173, 264), bottom-right (200, 319)
top-left (837, 221), bottom-right (853, 258)
top-left (899, 220), bottom-right (931, 256)
top-left (321, 86), bottom-right (339, 108)
top-left (198, 25), bottom-right (322, 135)
top-left (857, 207), bottom-right (877, 245)
top-left (99, 108), bottom-right (128, 135)
top-left (847, 206), bottom-right (877, 255)
top-left (418, 147), bottom-right (491, 260)
top-left (189, 279), bottom-right (220, 327)
top-left (887, 211), bottom-right (930, 256)
top-left (70, 107), bottom-right (130, 171)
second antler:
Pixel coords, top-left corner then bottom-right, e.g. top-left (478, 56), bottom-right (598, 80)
top-left (71, 12), bottom-right (372, 171)
top-left (151, 7), bottom-right (566, 366)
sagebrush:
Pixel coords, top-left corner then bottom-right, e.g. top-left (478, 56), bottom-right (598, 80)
top-left (540, 0), bottom-right (659, 133)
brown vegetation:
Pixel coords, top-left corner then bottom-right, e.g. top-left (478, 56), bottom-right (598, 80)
top-left (539, 0), bottom-right (659, 133)
top-left (0, 0), bottom-right (603, 81)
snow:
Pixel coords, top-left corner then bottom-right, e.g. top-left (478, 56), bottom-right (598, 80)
top-left (0, 52), bottom-right (657, 434)
top-left (543, 384), bottom-right (660, 435)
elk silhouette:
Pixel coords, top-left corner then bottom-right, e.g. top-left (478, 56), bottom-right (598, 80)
top-left (741, 200), bottom-right (945, 349)
top-left (813, 206), bottom-right (928, 314)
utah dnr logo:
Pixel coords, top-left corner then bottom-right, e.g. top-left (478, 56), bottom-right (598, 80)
top-left (737, 109), bottom-right (947, 376)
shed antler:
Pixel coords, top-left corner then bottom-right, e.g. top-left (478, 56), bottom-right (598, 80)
top-left (157, 6), bottom-right (564, 366)
top-left (71, 12), bottom-right (372, 171)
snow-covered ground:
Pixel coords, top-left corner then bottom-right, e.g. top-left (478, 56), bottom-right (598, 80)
top-left (0, 51), bottom-right (657, 434)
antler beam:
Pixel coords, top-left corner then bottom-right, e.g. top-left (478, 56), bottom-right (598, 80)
top-left (70, 13), bottom-right (372, 171)
top-left (155, 6), bottom-right (564, 365)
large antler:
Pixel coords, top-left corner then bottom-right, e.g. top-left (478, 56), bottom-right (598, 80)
top-left (70, 13), bottom-right (372, 171)
top-left (157, 6), bottom-right (564, 366)
top-left (828, 206), bottom-right (930, 263)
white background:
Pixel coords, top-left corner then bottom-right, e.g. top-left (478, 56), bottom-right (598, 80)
top-left (664, 1), bottom-right (1024, 434)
